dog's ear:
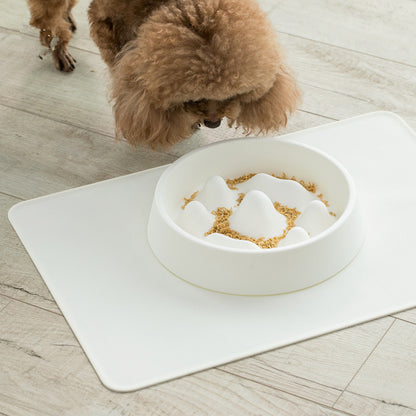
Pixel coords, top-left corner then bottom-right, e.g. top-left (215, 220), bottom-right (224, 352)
top-left (236, 67), bottom-right (301, 134)
top-left (113, 86), bottom-right (197, 148)
top-left (111, 51), bottom-right (197, 148)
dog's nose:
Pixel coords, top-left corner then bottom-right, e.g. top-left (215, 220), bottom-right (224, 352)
top-left (204, 119), bottom-right (221, 128)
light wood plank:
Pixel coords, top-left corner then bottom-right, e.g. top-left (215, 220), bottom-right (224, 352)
top-left (0, 297), bottom-right (352, 416)
top-left (0, 29), bottom-right (114, 138)
top-left (299, 82), bottom-right (381, 122)
top-left (268, 0), bottom-right (416, 66)
top-left (338, 319), bottom-right (416, 411)
top-left (335, 390), bottom-right (416, 416)
top-left (0, 194), bottom-right (59, 314)
top-left (278, 32), bottom-right (416, 129)
top-left (221, 317), bottom-right (393, 406)
top-left (0, 0), bottom-right (278, 55)
top-left (0, 105), bottom-right (175, 200)
top-left (393, 308), bottom-right (416, 325)
top-left (221, 359), bottom-right (342, 407)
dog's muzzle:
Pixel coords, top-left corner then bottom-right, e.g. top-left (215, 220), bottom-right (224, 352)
top-left (204, 119), bottom-right (221, 128)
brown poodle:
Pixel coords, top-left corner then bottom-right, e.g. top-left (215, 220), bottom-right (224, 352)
top-left (27, 0), bottom-right (301, 148)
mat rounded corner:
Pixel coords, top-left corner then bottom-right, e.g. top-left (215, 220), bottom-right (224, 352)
top-left (96, 372), bottom-right (145, 393)
top-left (98, 377), bottom-right (129, 393)
top-left (94, 363), bottom-right (175, 392)
top-left (368, 111), bottom-right (415, 133)
top-left (8, 200), bottom-right (31, 225)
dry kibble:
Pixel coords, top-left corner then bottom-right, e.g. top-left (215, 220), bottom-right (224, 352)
top-left (204, 200), bottom-right (301, 249)
top-left (181, 191), bottom-right (198, 209)
top-left (317, 193), bottom-right (329, 207)
top-left (182, 173), bottom-right (334, 249)
top-left (226, 173), bottom-right (256, 190)
top-left (236, 193), bottom-right (245, 206)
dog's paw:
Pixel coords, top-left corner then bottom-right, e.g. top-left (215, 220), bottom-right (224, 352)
top-left (52, 45), bottom-right (76, 72)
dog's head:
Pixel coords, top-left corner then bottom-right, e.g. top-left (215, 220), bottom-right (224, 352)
top-left (112, 0), bottom-right (301, 148)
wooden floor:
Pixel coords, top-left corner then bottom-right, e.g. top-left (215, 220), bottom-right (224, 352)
top-left (1, 0), bottom-right (416, 414)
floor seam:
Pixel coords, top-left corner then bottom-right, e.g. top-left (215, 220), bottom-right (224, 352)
top-left (0, 102), bottom-right (175, 160)
top-left (275, 30), bottom-right (416, 69)
top-left (0, 191), bottom-right (24, 201)
top-left (0, 102), bottom-right (335, 159)
top-left (266, 2), bottom-right (416, 68)
top-left (389, 315), bottom-right (416, 326)
top-left (332, 318), bottom-right (397, 408)
top-left (4, 20), bottom-right (415, 69)
top-left (0, 293), bottom-right (62, 317)
top-left (298, 82), bottom-right (375, 104)
top-left (0, 25), bottom-right (100, 56)
top-left (253, 357), bottom-right (343, 393)
top-left (297, 109), bottom-right (338, 120)
top-left (218, 367), bottom-right (355, 416)
top-left (0, 298), bottom-right (11, 315)
top-left (0, 101), bottom-right (114, 140)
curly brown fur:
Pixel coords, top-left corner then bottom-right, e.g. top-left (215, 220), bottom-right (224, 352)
top-left (27, 0), bottom-right (78, 71)
top-left (88, 0), bottom-right (300, 148)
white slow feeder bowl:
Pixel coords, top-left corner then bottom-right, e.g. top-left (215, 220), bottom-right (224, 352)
top-left (148, 138), bottom-right (364, 295)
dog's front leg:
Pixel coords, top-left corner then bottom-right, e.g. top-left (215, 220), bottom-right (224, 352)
top-left (27, 0), bottom-right (76, 72)
top-left (65, 0), bottom-right (78, 32)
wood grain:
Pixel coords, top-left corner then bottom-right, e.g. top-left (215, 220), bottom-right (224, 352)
top-left (276, 32), bottom-right (416, 129)
top-left (339, 319), bottom-right (416, 411)
top-left (335, 390), bottom-right (416, 416)
top-left (0, 193), bottom-right (59, 313)
top-left (268, 0), bottom-right (416, 66)
top-left (221, 317), bottom-right (393, 406)
top-left (0, 105), bottom-right (175, 200)
top-left (0, 29), bottom-right (113, 138)
top-left (0, 297), bottom-right (353, 416)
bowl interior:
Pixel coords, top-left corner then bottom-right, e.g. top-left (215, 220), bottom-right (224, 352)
top-left (157, 138), bottom-right (352, 232)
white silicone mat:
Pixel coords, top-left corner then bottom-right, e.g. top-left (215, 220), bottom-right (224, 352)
top-left (8, 112), bottom-right (416, 392)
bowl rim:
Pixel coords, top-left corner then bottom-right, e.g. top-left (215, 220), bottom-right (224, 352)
top-left (152, 137), bottom-right (357, 254)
